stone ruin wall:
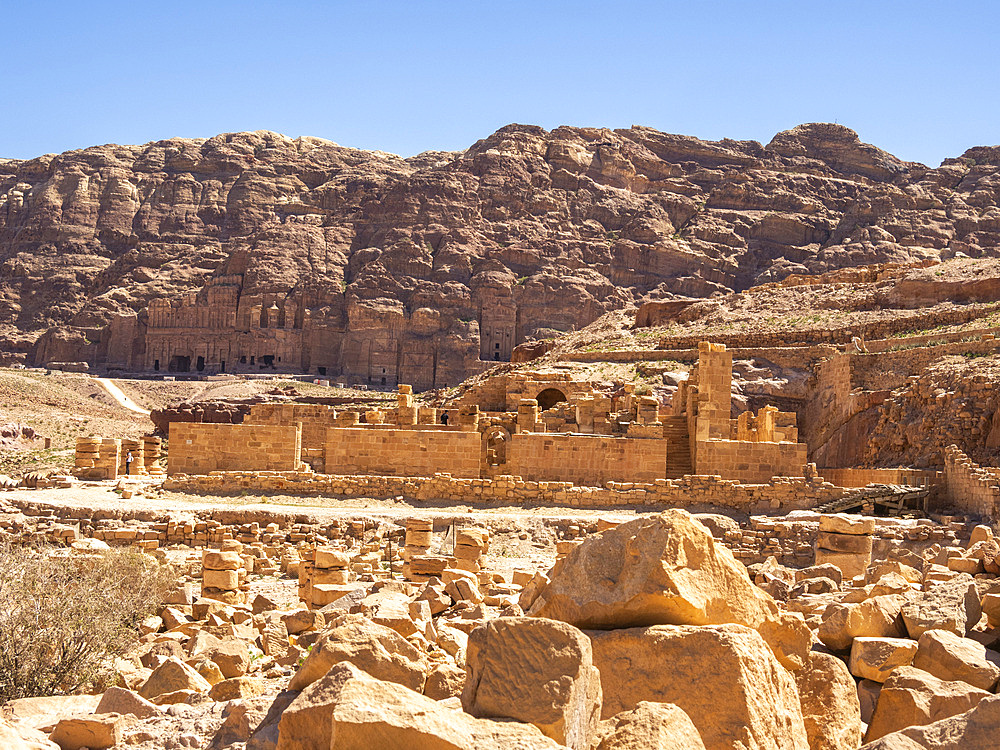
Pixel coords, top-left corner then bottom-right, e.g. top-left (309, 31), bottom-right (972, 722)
top-left (942, 445), bottom-right (1000, 520)
top-left (654, 303), bottom-right (999, 350)
top-left (162, 341), bottom-right (819, 493)
top-left (696, 440), bottom-right (809, 485)
top-left (3, 491), bottom-right (973, 576)
top-left (164, 470), bottom-right (845, 515)
top-left (680, 341), bottom-right (811, 484)
top-left (820, 467), bottom-right (941, 488)
top-left (167, 423), bottom-right (303, 474)
top-left (506, 433), bottom-right (670, 485)
top-left (324, 427), bottom-right (483, 480)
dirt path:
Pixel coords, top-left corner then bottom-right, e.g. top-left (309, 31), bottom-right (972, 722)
top-left (95, 378), bottom-right (151, 415)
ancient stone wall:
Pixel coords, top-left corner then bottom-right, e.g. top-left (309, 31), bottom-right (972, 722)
top-left (457, 374), bottom-right (510, 413)
top-left (696, 440), bottom-right (809, 484)
top-left (692, 341), bottom-right (732, 443)
top-left (324, 427), bottom-right (482, 479)
top-left (656, 304), bottom-right (998, 350)
top-left (163, 469), bottom-right (843, 514)
top-left (506, 433), bottom-right (669, 485)
top-left (504, 372), bottom-right (594, 411)
top-left (245, 402), bottom-right (340, 471)
top-left (736, 405), bottom-right (798, 443)
top-left (941, 444), bottom-right (1000, 521)
top-left (167, 423), bottom-right (302, 474)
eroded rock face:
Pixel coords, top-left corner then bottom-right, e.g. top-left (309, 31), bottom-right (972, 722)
top-left (7, 123), bottom-right (1000, 383)
top-left (528, 509), bottom-right (809, 670)
top-left (865, 666), bottom-right (990, 743)
top-left (592, 701), bottom-right (706, 750)
top-left (287, 612), bottom-right (428, 692)
top-left (462, 617), bottom-right (602, 750)
top-left (793, 649), bottom-right (863, 750)
top-left (587, 623), bottom-right (809, 750)
top-left (859, 693), bottom-right (1000, 749)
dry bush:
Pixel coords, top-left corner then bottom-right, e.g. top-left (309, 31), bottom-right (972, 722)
top-left (0, 542), bottom-right (176, 701)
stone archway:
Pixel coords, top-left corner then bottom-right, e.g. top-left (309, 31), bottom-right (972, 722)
top-left (481, 425), bottom-right (512, 477)
top-left (536, 387), bottom-right (567, 411)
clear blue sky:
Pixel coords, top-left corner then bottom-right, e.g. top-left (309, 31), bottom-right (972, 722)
top-left (4, 1), bottom-right (999, 166)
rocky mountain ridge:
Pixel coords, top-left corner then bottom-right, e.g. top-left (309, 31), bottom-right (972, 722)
top-left (3, 122), bottom-right (1000, 384)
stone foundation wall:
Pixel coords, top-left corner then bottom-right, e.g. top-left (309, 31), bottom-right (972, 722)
top-left (163, 470), bottom-right (844, 513)
top-left (506, 433), bottom-right (669, 485)
top-left (324, 427), bottom-right (482, 479)
top-left (167, 423), bottom-right (302, 474)
top-left (695, 439), bottom-right (808, 484)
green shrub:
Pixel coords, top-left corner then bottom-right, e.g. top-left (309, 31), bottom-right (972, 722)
top-left (0, 543), bottom-right (175, 701)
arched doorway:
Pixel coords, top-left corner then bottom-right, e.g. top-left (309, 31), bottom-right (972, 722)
top-left (481, 425), bottom-right (512, 477)
top-left (536, 387), bottom-right (567, 411)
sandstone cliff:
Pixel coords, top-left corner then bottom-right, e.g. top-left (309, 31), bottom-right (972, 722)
top-left (4, 123), bottom-right (1000, 387)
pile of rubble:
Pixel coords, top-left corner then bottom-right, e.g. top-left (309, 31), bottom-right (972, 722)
top-left (3, 509), bottom-right (1000, 748)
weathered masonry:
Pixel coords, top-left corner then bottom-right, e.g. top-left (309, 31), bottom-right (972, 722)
top-left (157, 342), bottom-right (815, 488)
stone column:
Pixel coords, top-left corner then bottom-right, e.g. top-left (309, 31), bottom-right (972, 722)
top-left (815, 514), bottom-right (874, 581)
top-left (397, 385), bottom-right (418, 425)
top-left (458, 404), bottom-right (481, 431)
top-left (517, 399), bottom-right (539, 433)
top-left (202, 548), bottom-right (243, 604)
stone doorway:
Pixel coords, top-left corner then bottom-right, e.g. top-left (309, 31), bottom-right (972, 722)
top-left (168, 355), bottom-right (190, 373)
top-left (481, 426), bottom-right (512, 477)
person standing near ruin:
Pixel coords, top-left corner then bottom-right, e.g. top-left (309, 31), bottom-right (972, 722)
top-left (125, 450), bottom-right (133, 476)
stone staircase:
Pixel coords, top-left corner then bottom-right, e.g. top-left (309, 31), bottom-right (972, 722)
top-left (663, 416), bottom-right (693, 479)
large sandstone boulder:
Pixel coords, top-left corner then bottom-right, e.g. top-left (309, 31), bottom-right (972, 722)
top-left (859, 694), bottom-right (1000, 749)
top-left (588, 623), bottom-right (808, 750)
top-left (137, 657), bottom-right (212, 701)
top-left (94, 687), bottom-right (161, 719)
top-left (288, 612), bottom-right (428, 692)
top-left (793, 649), bottom-right (863, 750)
top-left (849, 637), bottom-right (918, 682)
top-left (0, 718), bottom-right (57, 750)
top-left (529, 510), bottom-right (808, 669)
top-left (49, 715), bottom-right (132, 750)
top-left (462, 617), bottom-right (601, 750)
top-left (911, 628), bottom-right (1000, 690)
top-left (900, 576), bottom-right (981, 639)
top-left (593, 701), bottom-right (705, 750)
top-left (190, 634), bottom-right (251, 679)
top-left (818, 595), bottom-right (908, 652)
top-left (278, 662), bottom-right (562, 750)
top-left (865, 666), bottom-right (990, 742)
